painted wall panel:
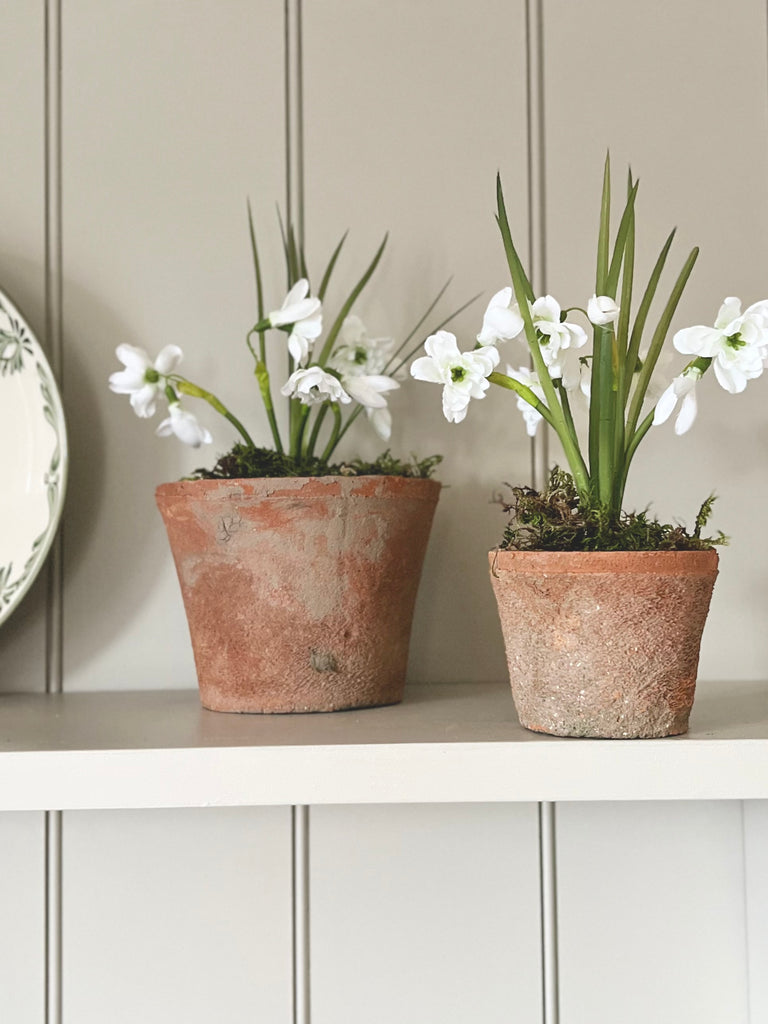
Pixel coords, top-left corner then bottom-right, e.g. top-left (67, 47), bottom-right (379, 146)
top-left (63, 807), bottom-right (293, 1024)
top-left (744, 800), bottom-right (768, 1021)
top-left (543, 0), bottom-right (768, 680)
top-left (0, 0), bottom-right (48, 693)
top-left (557, 801), bottom-right (749, 1024)
top-left (310, 803), bottom-right (541, 1024)
top-left (61, 0), bottom-right (286, 692)
top-left (0, 813), bottom-right (45, 1024)
top-left (303, 0), bottom-right (531, 684)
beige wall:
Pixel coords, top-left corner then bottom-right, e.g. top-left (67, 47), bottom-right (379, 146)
top-left (0, 2), bottom-right (767, 1021)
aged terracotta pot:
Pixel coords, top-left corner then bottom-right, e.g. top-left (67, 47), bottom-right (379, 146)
top-left (489, 549), bottom-right (719, 738)
top-left (156, 475), bottom-right (440, 713)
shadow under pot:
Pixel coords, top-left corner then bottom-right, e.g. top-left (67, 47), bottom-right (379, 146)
top-left (488, 548), bottom-right (719, 739)
top-left (156, 475), bottom-right (440, 713)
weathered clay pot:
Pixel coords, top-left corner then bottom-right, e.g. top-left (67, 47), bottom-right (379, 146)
top-left (489, 549), bottom-right (719, 738)
top-left (156, 476), bottom-right (440, 713)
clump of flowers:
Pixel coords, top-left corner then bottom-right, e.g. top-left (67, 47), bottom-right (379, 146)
top-left (109, 212), bottom-right (470, 474)
top-left (411, 156), bottom-right (768, 543)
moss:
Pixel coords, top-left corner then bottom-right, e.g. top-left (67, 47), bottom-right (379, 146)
top-left (189, 444), bottom-right (442, 481)
top-left (499, 467), bottom-right (727, 552)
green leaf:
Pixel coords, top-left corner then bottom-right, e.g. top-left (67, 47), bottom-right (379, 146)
top-left (247, 200), bottom-right (265, 322)
top-left (625, 245), bottom-right (699, 440)
top-left (317, 230), bottom-right (349, 301)
top-left (623, 227), bottom-right (677, 407)
top-left (315, 234), bottom-right (388, 366)
top-left (596, 151), bottom-right (611, 293)
top-left (605, 180), bottom-right (638, 298)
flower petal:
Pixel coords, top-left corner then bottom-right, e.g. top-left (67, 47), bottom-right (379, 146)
top-left (154, 344), bottom-right (183, 375)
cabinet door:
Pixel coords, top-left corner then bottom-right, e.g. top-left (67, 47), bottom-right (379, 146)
top-left (0, 814), bottom-right (45, 1024)
top-left (63, 808), bottom-right (293, 1024)
top-left (557, 801), bottom-right (749, 1024)
top-left (310, 803), bottom-right (542, 1024)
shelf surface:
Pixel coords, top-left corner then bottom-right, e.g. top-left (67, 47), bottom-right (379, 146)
top-left (0, 680), bottom-right (767, 809)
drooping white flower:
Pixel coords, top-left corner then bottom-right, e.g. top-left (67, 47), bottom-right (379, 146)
top-left (673, 297), bottom-right (768, 394)
top-left (506, 365), bottom-right (546, 437)
top-left (529, 295), bottom-right (588, 371)
top-left (410, 330), bottom-right (499, 424)
top-left (652, 369), bottom-right (701, 435)
top-left (268, 279), bottom-right (323, 366)
top-left (587, 294), bottom-right (620, 327)
top-left (342, 373), bottom-right (400, 440)
top-left (476, 287), bottom-right (525, 346)
top-left (329, 315), bottom-right (395, 377)
top-left (155, 401), bottom-right (212, 447)
top-left (280, 365), bottom-right (351, 406)
top-left (108, 344), bottom-right (183, 418)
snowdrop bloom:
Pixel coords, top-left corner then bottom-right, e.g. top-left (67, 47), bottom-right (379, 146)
top-left (652, 368), bottom-right (701, 435)
top-left (155, 401), bottom-right (212, 447)
top-left (268, 279), bottom-right (323, 366)
top-left (528, 295), bottom-right (588, 371)
top-left (673, 297), bottom-right (768, 394)
top-left (410, 330), bottom-right (499, 424)
top-left (587, 294), bottom-right (620, 327)
top-left (281, 366), bottom-right (351, 406)
top-left (476, 288), bottom-right (525, 346)
top-left (329, 315), bottom-right (395, 377)
top-left (109, 344), bottom-right (183, 418)
top-left (506, 365), bottom-right (546, 437)
top-left (342, 373), bottom-right (400, 441)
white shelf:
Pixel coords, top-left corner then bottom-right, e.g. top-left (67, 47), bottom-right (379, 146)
top-left (0, 680), bottom-right (767, 810)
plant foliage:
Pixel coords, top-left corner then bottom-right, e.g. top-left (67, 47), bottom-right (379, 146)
top-left (499, 467), bottom-right (726, 552)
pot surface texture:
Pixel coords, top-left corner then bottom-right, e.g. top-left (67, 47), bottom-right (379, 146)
top-left (489, 549), bottom-right (719, 738)
top-left (157, 476), bottom-right (440, 713)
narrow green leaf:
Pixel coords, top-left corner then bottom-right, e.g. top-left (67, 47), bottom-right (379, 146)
top-left (596, 151), bottom-right (611, 293)
top-left (496, 174), bottom-right (535, 304)
top-left (316, 234), bottom-right (388, 366)
top-left (605, 180), bottom-right (638, 297)
top-left (318, 230), bottom-right (349, 301)
top-left (247, 200), bottom-right (265, 323)
top-left (623, 228), bottom-right (677, 408)
top-left (625, 245), bottom-right (699, 441)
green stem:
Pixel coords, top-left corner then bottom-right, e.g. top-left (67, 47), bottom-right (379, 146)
top-left (320, 403), bottom-right (343, 464)
top-left (175, 379), bottom-right (255, 448)
top-left (253, 359), bottom-right (283, 454)
top-left (305, 404), bottom-right (329, 458)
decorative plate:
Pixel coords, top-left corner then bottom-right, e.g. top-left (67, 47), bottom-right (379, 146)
top-left (0, 289), bottom-right (67, 627)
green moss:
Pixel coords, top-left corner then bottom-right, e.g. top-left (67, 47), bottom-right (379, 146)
top-left (499, 467), bottom-right (727, 552)
top-left (189, 444), bottom-right (442, 481)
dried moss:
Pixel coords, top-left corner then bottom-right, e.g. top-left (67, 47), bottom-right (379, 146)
top-left (189, 444), bottom-right (442, 481)
top-left (499, 467), bottom-right (727, 552)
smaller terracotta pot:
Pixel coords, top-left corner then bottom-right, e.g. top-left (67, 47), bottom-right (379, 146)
top-left (489, 549), bottom-right (719, 739)
top-left (157, 475), bottom-right (440, 714)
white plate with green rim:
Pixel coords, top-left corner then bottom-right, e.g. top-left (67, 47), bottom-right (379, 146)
top-left (0, 289), bottom-right (67, 627)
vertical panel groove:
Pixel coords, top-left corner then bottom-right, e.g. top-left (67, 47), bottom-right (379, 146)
top-left (525, 0), bottom-right (548, 491)
top-left (284, 0), bottom-right (304, 245)
top-left (741, 801), bottom-right (753, 1023)
top-left (292, 806), bottom-right (310, 1024)
top-left (538, 802), bottom-right (560, 1024)
top-left (44, 2), bottom-right (64, 1022)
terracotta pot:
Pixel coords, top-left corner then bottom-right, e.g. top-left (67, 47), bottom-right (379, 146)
top-left (489, 549), bottom-right (719, 739)
top-left (156, 475), bottom-right (440, 713)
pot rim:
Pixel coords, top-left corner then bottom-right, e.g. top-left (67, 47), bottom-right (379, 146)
top-left (489, 547), bottom-right (719, 575)
top-left (156, 474), bottom-right (442, 502)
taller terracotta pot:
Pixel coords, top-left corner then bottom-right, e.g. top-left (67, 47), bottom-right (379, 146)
top-left (489, 548), bottom-right (719, 739)
top-left (157, 475), bottom-right (440, 713)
